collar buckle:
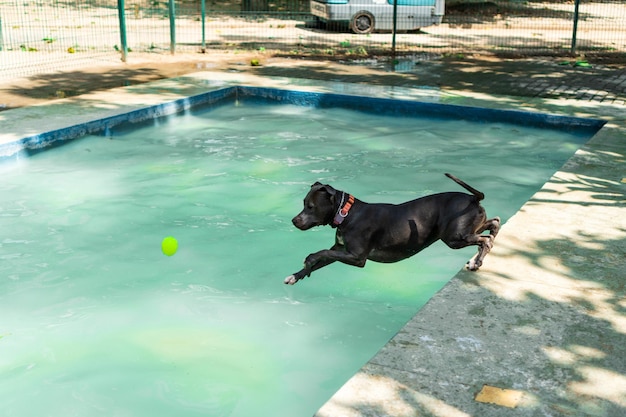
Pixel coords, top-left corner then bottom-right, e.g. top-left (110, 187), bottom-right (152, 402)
top-left (333, 193), bottom-right (354, 226)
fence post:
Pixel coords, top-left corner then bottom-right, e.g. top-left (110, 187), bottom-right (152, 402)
top-left (169, 0), bottom-right (176, 54)
top-left (0, 14), bottom-right (4, 51)
top-left (571, 0), bottom-right (581, 55)
top-left (117, 0), bottom-right (128, 62)
top-left (201, 0), bottom-right (206, 52)
top-left (391, 0), bottom-right (398, 58)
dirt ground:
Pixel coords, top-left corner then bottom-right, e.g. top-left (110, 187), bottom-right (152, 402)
top-left (2, 51), bottom-right (625, 112)
top-left (0, 51), bottom-right (448, 110)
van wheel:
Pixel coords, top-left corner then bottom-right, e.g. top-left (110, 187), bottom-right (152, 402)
top-left (350, 11), bottom-right (375, 34)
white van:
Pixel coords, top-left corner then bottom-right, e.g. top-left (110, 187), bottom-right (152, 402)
top-left (310, 0), bottom-right (445, 34)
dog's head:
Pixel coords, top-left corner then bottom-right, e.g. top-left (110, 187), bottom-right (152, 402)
top-left (292, 182), bottom-right (338, 230)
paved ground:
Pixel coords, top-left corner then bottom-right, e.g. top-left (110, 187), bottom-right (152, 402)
top-left (1, 54), bottom-right (625, 417)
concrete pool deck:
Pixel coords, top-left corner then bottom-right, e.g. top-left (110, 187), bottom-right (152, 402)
top-left (1, 66), bottom-right (624, 416)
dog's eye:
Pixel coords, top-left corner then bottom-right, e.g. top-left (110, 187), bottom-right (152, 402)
top-left (307, 203), bottom-right (314, 209)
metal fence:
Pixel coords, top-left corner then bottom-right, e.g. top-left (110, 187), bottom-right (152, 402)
top-left (1, 1), bottom-right (625, 80)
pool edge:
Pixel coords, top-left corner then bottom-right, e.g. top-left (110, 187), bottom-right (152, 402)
top-left (1, 79), bottom-right (605, 161)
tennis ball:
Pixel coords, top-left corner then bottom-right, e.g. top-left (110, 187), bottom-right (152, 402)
top-left (161, 236), bottom-right (178, 256)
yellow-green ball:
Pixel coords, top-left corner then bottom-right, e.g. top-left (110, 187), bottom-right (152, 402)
top-left (161, 236), bottom-right (178, 256)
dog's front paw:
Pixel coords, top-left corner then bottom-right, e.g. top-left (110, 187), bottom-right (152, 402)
top-left (284, 275), bottom-right (298, 285)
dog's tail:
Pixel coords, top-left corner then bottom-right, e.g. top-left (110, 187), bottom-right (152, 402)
top-left (445, 173), bottom-right (485, 201)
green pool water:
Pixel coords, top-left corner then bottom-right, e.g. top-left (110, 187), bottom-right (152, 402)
top-left (0, 101), bottom-right (591, 416)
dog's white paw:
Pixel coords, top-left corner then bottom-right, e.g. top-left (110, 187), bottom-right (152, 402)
top-left (284, 275), bottom-right (297, 285)
top-left (467, 259), bottom-right (479, 271)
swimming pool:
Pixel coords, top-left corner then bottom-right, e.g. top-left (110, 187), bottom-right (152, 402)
top-left (0, 87), bottom-right (604, 417)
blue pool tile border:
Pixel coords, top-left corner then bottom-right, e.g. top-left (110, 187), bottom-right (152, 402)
top-left (238, 86), bottom-right (606, 132)
top-left (0, 86), bottom-right (237, 160)
top-left (1, 85), bottom-right (606, 161)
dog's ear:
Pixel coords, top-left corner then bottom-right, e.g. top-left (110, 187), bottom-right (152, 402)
top-left (310, 182), bottom-right (337, 203)
top-left (321, 184), bottom-right (337, 197)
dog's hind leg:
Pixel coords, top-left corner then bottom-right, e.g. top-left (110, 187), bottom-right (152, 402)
top-left (467, 217), bottom-right (501, 270)
top-left (442, 216), bottom-right (501, 271)
top-left (479, 216), bottom-right (501, 238)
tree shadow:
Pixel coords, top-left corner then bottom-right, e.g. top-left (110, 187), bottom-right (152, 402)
top-left (445, 1), bottom-right (582, 24)
top-left (0, 61), bottom-right (217, 111)
top-left (252, 55), bottom-right (626, 104)
top-left (318, 233), bottom-right (626, 416)
top-left (528, 172), bottom-right (626, 209)
top-left (5, 68), bottom-right (161, 101)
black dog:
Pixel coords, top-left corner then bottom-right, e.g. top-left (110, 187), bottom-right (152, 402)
top-left (284, 173), bottom-right (500, 285)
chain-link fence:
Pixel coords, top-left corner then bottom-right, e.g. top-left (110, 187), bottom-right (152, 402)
top-left (1, 1), bottom-right (625, 80)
